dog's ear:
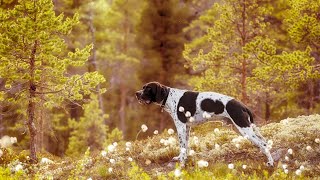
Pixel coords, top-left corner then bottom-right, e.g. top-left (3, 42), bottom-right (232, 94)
top-left (155, 83), bottom-right (164, 103)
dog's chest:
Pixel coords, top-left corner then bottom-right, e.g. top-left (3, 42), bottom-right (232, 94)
top-left (164, 89), bottom-right (233, 124)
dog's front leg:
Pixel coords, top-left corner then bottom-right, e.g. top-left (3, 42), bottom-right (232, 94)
top-left (171, 120), bottom-right (189, 166)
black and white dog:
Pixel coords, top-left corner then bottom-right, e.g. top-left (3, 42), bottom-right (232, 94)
top-left (136, 82), bottom-right (274, 167)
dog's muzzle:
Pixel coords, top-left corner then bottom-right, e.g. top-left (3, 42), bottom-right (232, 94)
top-left (135, 90), bottom-right (151, 104)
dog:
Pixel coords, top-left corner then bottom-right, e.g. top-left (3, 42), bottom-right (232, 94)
top-left (135, 82), bottom-right (274, 167)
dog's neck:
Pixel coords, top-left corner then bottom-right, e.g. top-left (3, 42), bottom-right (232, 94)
top-left (162, 88), bottom-right (186, 113)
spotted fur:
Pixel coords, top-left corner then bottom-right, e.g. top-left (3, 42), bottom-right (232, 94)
top-left (136, 82), bottom-right (274, 167)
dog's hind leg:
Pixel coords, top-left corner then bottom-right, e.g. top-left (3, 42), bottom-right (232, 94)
top-left (237, 125), bottom-right (274, 166)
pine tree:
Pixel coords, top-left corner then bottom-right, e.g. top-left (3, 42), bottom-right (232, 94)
top-left (66, 95), bottom-right (108, 157)
top-left (0, 0), bottom-right (105, 162)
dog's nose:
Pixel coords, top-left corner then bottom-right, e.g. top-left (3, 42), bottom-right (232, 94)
top-left (135, 91), bottom-right (141, 98)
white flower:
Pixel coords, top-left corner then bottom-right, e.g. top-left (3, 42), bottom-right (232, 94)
top-left (295, 169), bottom-right (302, 176)
top-left (168, 137), bottom-right (177, 146)
top-left (174, 168), bottom-right (182, 177)
top-left (287, 148), bottom-right (293, 155)
top-left (228, 163), bottom-right (234, 169)
top-left (168, 128), bottom-right (175, 135)
top-left (87, 178), bottom-right (92, 180)
top-left (185, 111), bottom-right (191, 117)
top-left (126, 147), bottom-right (130, 151)
top-left (26, 156), bottom-right (30, 160)
top-left (315, 138), bottom-right (320, 143)
top-left (306, 145), bottom-right (312, 151)
top-left (112, 142), bottom-right (118, 147)
top-left (192, 136), bottom-right (199, 145)
top-left (178, 106), bottom-right (185, 112)
top-left (164, 140), bottom-right (169, 146)
top-left (153, 130), bottom-right (159, 135)
top-left (40, 157), bottom-right (53, 164)
top-left (189, 117), bottom-right (195, 122)
top-left (197, 160), bottom-right (209, 168)
top-left (202, 112), bottom-right (211, 119)
top-left (125, 142), bottom-right (132, 148)
top-left (128, 157), bottom-right (133, 162)
top-left (282, 164), bottom-right (288, 169)
top-left (14, 164), bottom-right (23, 172)
top-left (281, 119), bottom-right (289, 125)
top-left (145, 159), bottom-right (151, 165)
top-left (10, 137), bottom-right (17, 144)
top-left (235, 143), bottom-right (240, 148)
top-left (109, 159), bottom-right (115, 164)
top-left (242, 165), bottom-right (247, 169)
top-left (101, 150), bottom-right (107, 157)
top-left (285, 156), bottom-right (289, 161)
top-left (214, 128), bottom-right (219, 134)
top-left (107, 144), bottom-right (115, 153)
top-left (108, 167), bottom-right (113, 173)
top-left (0, 149), bottom-right (3, 157)
top-left (299, 165), bottom-right (305, 171)
top-left (160, 139), bottom-right (165, 144)
top-left (189, 149), bottom-right (195, 156)
top-left (215, 144), bottom-right (220, 150)
top-left (141, 124), bottom-right (148, 132)
top-left (284, 169), bottom-right (289, 174)
top-left (267, 140), bottom-right (273, 149)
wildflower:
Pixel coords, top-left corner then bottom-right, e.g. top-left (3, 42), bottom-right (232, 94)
top-left (160, 139), bottom-right (165, 144)
top-left (168, 137), bottom-right (177, 146)
top-left (174, 168), bottom-right (182, 177)
top-left (178, 106), bottom-right (185, 112)
top-left (10, 137), bottom-right (17, 144)
top-left (109, 159), bottom-right (115, 164)
top-left (153, 130), bottom-right (159, 135)
top-left (145, 159), bottom-right (151, 165)
top-left (235, 143), bottom-right (240, 148)
top-left (126, 147), bottom-right (130, 151)
top-left (26, 156), bottom-right (30, 160)
top-left (101, 150), bottom-right (107, 157)
top-left (284, 169), bottom-right (289, 174)
top-left (107, 144), bottom-right (115, 153)
top-left (287, 148), bottom-right (293, 155)
top-left (281, 119), bottom-right (289, 125)
top-left (125, 142), bottom-right (132, 148)
top-left (14, 164), bottom-right (23, 172)
top-left (282, 164), bottom-right (288, 170)
top-left (295, 169), bottom-right (302, 176)
top-left (185, 111), bottom-right (191, 117)
top-left (189, 149), bottom-right (195, 156)
top-left (128, 157), bottom-right (133, 162)
top-left (242, 165), bottom-right (247, 169)
top-left (108, 167), bottom-right (113, 173)
top-left (267, 140), bottom-right (273, 149)
top-left (215, 143), bottom-right (220, 150)
top-left (315, 138), bottom-right (320, 144)
top-left (214, 128), bottom-right (219, 134)
top-left (0, 149), bottom-right (2, 157)
top-left (189, 117), bottom-right (195, 122)
top-left (40, 157), bottom-right (53, 164)
top-left (168, 128), bottom-right (175, 135)
top-left (285, 156), bottom-right (289, 161)
top-left (306, 145), bottom-right (313, 151)
top-left (228, 163), bottom-right (234, 169)
top-left (112, 142), bottom-right (118, 147)
top-left (197, 160), bottom-right (209, 168)
top-left (192, 136), bottom-right (199, 145)
top-left (299, 165), bottom-right (305, 171)
top-left (202, 111), bottom-right (211, 119)
top-left (141, 124), bottom-right (148, 132)
top-left (87, 178), bottom-right (92, 180)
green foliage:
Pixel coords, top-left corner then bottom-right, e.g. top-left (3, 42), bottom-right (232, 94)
top-left (0, 166), bottom-right (25, 180)
top-left (127, 162), bottom-right (151, 180)
top-left (66, 95), bottom-right (108, 157)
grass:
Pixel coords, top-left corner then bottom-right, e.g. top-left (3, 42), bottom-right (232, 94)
top-left (0, 114), bottom-right (319, 179)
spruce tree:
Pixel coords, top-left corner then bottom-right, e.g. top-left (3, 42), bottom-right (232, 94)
top-left (0, 0), bottom-right (105, 162)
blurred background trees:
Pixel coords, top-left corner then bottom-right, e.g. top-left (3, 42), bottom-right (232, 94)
top-left (0, 0), bottom-right (319, 157)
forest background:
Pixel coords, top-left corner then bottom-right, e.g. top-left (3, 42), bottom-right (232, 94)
top-left (0, 0), bottom-right (319, 161)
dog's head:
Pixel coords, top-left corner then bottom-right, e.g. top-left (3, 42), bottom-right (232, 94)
top-left (135, 82), bottom-right (169, 105)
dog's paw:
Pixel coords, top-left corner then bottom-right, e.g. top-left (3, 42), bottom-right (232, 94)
top-left (266, 161), bottom-right (274, 167)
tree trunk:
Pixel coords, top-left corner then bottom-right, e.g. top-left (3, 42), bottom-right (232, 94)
top-left (28, 40), bottom-right (38, 163)
top-left (119, 86), bottom-right (127, 137)
top-left (265, 92), bottom-right (270, 122)
top-left (240, 0), bottom-right (248, 104)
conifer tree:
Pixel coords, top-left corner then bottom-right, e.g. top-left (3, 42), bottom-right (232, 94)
top-left (0, 0), bottom-right (105, 162)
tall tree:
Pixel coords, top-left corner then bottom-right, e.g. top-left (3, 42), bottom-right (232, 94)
top-left (0, 0), bottom-right (105, 162)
